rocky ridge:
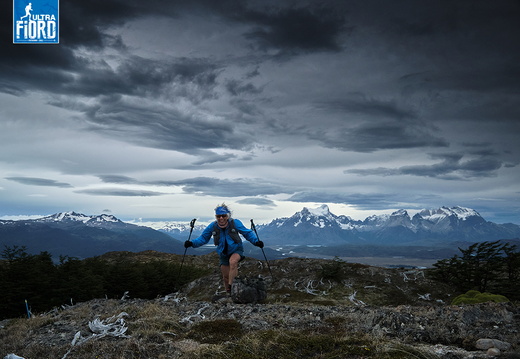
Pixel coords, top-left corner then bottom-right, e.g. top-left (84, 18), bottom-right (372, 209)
top-left (1, 252), bottom-right (519, 358)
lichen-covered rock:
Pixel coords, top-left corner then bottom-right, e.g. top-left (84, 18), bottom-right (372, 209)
top-left (475, 338), bottom-right (511, 351)
top-left (486, 347), bottom-right (500, 356)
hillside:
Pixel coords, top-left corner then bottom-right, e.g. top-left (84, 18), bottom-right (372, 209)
top-left (1, 252), bottom-right (518, 358)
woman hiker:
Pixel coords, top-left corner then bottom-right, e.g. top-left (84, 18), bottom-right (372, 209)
top-left (184, 203), bottom-right (264, 294)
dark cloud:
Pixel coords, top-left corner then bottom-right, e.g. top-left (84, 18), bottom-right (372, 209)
top-left (236, 197), bottom-right (277, 208)
top-left (245, 66), bottom-right (260, 79)
top-left (75, 188), bottom-right (163, 196)
top-left (225, 79), bottom-right (263, 96)
top-left (5, 177), bottom-right (73, 188)
top-left (0, 47), bottom-right (77, 96)
top-left (288, 191), bottom-right (403, 211)
top-left (346, 152), bottom-right (506, 180)
top-left (0, 0), bottom-right (137, 91)
top-left (242, 6), bottom-right (346, 54)
top-left (67, 92), bottom-right (253, 157)
top-left (1, 42), bottom-right (220, 105)
top-left (2, 0), bottom-right (519, 223)
top-left (399, 68), bottom-right (520, 126)
top-left (44, 56), bottom-right (220, 99)
top-left (169, 177), bottom-right (295, 197)
top-left (1, 0), bottom-right (220, 97)
top-left (31, 54), bottom-right (242, 157)
top-left (318, 97), bottom-right (413, 120)
top-left (353, 0), bottom-right (520, 62)
top-left (96, 176), bottom-right (295, 197)
top-left (229, 98), bottom-right (264, 118)
top-left (310, 96), bottom-right (449, 152)
top-left (190, 152), bottom-right (239, 165)
top-left (288, 191), bottom-right (452, 212)
top-left (343, 122), bottom-right (446, 152)
top-left (98, 175), bottom-right (139, 184)
top-left (403, 66), bottom-right (520, 96)
top-left (309, 120), bottom-right (448, 153)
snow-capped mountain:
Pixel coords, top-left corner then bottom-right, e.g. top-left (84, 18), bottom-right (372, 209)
top-left (145, 204), bottom-right (520, 246)
top-left (258, 205), bottom-right (520, 246)
top-left (0, 212), bottom-right (185, 259)
top-left (132, 220), bottom-right (207, 238)
top-left (411, 207), bottom-right (485, 233)
top-left (262, 205), bottom-right (352, 245)
top-left (36, 211), bottom-right (122, 225)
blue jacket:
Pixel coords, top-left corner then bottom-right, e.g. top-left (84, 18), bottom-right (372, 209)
top-left (191, 218), bottom-right (259, 256)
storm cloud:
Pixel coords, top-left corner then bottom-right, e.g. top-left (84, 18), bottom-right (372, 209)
top-left (1, 0), bottom-right (519, 224)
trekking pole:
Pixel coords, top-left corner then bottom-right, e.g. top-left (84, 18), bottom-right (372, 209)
top-left (25, 299), bottom-right (31, 319)
top-left (178, 218), bottom-right (197, 279)
top-left (251, 219), bottom-right (273, 278)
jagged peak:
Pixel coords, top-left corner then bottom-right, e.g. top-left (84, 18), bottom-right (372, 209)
top-left (364, 213), bottom-right (390, 222)
top-left (391, 209), bottom-right (409, 217)
top-left (90, 214), bottom-right (121, 223)
top-left (297, 205), bottom-right (338, 221)
top-left (41, 211), bottom-right (91, 223)
top-left (441, 206), bottom-right (481, 218)
top-left (417, 206), bottom-right (482, 221)
top-left (300, 204), bottom-right (332, 217)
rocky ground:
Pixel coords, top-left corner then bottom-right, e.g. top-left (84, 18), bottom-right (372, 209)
top-left (1, 253), bottom-right (519, 358)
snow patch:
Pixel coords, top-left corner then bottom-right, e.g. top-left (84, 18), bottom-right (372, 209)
top-left (308, 204), bottom-right (331, 217)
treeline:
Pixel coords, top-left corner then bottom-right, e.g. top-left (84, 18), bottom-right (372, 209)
top-left (0, 246), bottom-right (208, 319)
top-left (428, 240), bottom-right (520, 301)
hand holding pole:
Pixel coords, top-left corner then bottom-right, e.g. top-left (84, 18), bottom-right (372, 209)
top-left (251, 219), bottom-right (273, 278)
top-left (178, 218), bottom-right (197, 279)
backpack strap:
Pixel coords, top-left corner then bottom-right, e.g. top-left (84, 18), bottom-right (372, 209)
top-left (212, 219), bottom-right (241, 246)
top-left (212, 221), bottom-right (220, 246)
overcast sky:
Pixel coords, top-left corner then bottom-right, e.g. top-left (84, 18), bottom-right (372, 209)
top-left (1, 0), bottom-right (519, 225)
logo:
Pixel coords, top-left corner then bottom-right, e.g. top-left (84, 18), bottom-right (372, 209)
top-left (13, 0), bottom-right (59, 44)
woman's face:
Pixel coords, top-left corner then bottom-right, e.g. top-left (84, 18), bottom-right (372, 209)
top-left (216, 213), bottom-right (229, 227)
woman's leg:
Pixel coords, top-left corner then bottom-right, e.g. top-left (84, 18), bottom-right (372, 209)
top-left (228, 252), bottom-right (241, 287)
top-left (221, 264), bottom-right (231, 292)
top-left (220, 253), bottom-right (242, 292)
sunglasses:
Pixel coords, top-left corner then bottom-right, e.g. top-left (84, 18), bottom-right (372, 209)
top-left (216, 214), bottom-right (228, 218)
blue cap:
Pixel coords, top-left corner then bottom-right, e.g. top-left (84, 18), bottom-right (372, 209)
top-left (215, 206), bottom-right (230, 215)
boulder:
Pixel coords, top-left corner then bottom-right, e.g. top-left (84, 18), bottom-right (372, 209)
top-left (475, 338), bottom-right (511, 351)
top-left (230, 276), bottom-right (267, 304)
top-left (486, 348), bottom-right (500, 356)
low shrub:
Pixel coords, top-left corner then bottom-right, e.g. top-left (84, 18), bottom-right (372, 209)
top-left (319, 257), bottom-right (346, 282)
top-left (451, 290), bottom-right (509, 305)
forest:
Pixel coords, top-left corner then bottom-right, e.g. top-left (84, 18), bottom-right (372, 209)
top-left (0, 246), bottom-right (208, 319)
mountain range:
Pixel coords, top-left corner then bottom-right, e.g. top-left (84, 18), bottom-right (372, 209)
top-left (0, 212), bottom-right (185, 259)
top-left (256, 205), bottom-right (520, 246)
top-left (1, 206), bottom-right (519, 262)
top-left (152, 205), bottom-right (520, 246)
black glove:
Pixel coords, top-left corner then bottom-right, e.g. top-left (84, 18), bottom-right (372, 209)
top-left (184, 240), bottom-right (193, 248)
top-left (255, 240), bottom-right (264, 248)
